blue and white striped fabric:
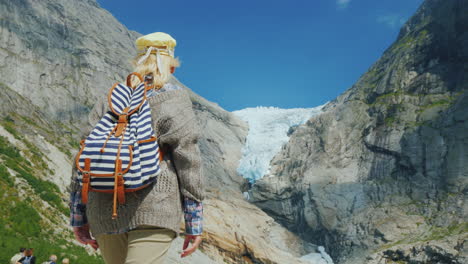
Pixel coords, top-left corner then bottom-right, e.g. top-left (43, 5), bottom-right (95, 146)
top-left (76, 82), bottom-right (161, 190)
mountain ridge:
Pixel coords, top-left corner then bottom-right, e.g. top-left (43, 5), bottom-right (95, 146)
top-left (249, 0), bottom-right (467, 263)
top-left (0, 0), bottom-right (324, 263)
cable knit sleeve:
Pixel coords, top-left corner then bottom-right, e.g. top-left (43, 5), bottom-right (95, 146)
top-left (158, 90), bottom-right (206, 203)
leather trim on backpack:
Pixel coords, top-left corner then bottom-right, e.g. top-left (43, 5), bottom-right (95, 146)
top-left (138, 136), bottom-right (164, 161)
top-left (75, 145), bottom-right (134, 177)
top-left (81, 158), bottom-right (91, 204)
top-left (75, 72), bottom-right (162, 218)
top-left (88, 181), bottom-right (155, 194)
top-left (126, 72), bottom-right (143, 88)
top-left (109, 73), bottom-right (152, 117)
top-left (137, 136), bottom-right (157, 144)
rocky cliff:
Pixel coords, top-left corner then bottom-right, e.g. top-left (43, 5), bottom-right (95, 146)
top-left (250, 0), bottom-right (468, 263)
top-left (0, 0), bottom-right (140, 124)
top-left (0, 0), bottom-right (319, 263)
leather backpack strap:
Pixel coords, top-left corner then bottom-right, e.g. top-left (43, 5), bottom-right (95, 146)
top-left (117, 170), bottom-right (125, 205)
top-left (109, 72), bottom-right (148, 118)
top-left (126, 72), bottom-right (143, 88)
top-left (81, 158), bottom-right (91, 204)
top-left (112, 159), bottom-right (126, 219)
top-left (159, 143), bottom-right (166, 162)
top-left (112, 126), bottom-right (127, 219)
top-left (114, 107), bottom-right (130, 138)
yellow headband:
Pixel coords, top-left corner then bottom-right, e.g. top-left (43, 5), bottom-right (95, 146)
top-left (137, 46), bottom-right (174, 58)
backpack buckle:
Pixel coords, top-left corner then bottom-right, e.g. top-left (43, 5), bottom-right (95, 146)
top-left (118, 113), bottom-right (128, 123)
top-left (82, 159), bottom-right (91, 204)
top-left (118, 106), bottom-right (130, 124)
top-left (82, 172), bottom-right (90, 183)
top-left (115, 113), bottom-right (129, 137)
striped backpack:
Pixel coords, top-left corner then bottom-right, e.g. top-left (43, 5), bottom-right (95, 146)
top-left (75, 73), bottom-right (163, 219)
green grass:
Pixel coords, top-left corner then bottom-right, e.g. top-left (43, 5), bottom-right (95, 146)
top-left (378, 222), bottom-right (468, 251)
top-left (3, 112), bottom-right (77, 160)
top-left (0, 136), bottom-right (68, 215)
top-left (362, 67), bottom-right (385, 92)
top-left (1, 116), bottom-right (50, 169)
top-left (384, 116), bottom-right (397, 126)
top-left (0, 129), bottom-right (102, 263)
top-left (0, 179), bottom-right (103, 264)
top-left (391, 29), bottom-right (429, 52)
top-left (416, 99), bottom-right (452, 113)
top-left (367, 91), bottom-right (417, 107)
top-left (16, 114), bottom-right (53, 135)
top-left (0, 135), bottom-right (21, 158)
top-left (366, 90), bottom-right (463, 129)
top-left (405, 121), bottom-right (428, 128)
top-left (421, 222), bottom-right (468, 242)
top-left (2, 116), bottom-right (22, 139)
top-left (68, 139), bottom-right (81, 150)
top-left (13, 164), bottom-right (68, 216)
top-left (0, 164), bottom-right (14, 187)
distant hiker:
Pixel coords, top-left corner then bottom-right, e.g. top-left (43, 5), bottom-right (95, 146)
top-left (61, 259), bottom-right (69, 264)
top-left (16, 248), bottom-right (36, 264)
top-left (69, 32), bottom-right (205, 264)
top-left (10, 247), bottom-right (25, 264)
top-left (46, 255), bottom-right (57, 264)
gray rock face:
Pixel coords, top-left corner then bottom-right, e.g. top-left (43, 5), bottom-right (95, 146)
top-left (250, 0), bottom-right (468, 263)
top-left (0, 0), bottom-right (250, 200)
top-left (0, 0), bottom-right (140, 123)
top-left (0, 1), bottom-right (317, 263)
top-left (169, 78), bottom-right (250, 199)
top-left (0, 0), bottom-right (251, 196)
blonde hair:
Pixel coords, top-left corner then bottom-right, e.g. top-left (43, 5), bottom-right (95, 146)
top-left (129, 53), bottom-right (180, 88)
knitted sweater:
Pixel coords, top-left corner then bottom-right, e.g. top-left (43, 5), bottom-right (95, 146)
top-left (68, 85), bottom-right (205, 238)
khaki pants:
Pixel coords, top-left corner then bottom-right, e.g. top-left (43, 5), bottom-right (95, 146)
top-left (95, 226), bottom-right (176, 264)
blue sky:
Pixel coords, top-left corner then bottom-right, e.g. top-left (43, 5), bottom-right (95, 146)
top-left (96, 0), bottom-right (424, 111)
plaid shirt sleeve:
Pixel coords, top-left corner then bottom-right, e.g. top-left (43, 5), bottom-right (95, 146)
top-left (70, 183), bottom-right (202, 233)
top-left (183, 196), bottom-right (203, 235)
top-left (69, 185), bottom-right (88, 227)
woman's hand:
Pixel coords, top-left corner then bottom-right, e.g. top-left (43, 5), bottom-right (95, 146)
top-left (181, 234), bottom-right (202, 258)
top-left (73, 224), bottom-right (99, 250)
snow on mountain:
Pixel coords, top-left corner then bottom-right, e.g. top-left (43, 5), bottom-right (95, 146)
top-left (232, 103), bottom-right (327, 183)
top-left (300, 246), bottom-right (334, 264)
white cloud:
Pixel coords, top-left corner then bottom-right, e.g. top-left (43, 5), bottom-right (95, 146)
top-left (377, 14), bottom-right (407, 29)
top-left (337, 0), bottom-right (351, 9)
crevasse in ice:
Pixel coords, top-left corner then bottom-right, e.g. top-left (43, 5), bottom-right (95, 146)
top-left (232, 103), bottom-right (327, 184)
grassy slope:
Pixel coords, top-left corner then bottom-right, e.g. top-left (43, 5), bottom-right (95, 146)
top-left (0, 113), bottom-right (103, 263)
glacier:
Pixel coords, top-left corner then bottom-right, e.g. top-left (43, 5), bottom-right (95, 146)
top-left (232, 103), bottom-right (334, 264)
top-left (232, 104), bottom-right (327, 183)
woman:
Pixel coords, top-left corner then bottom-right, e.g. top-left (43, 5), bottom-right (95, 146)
top-left (10, 247), bottom-right (25, 264)
top-left (48, 255), bottom-right (57, 264)
top-left (69, 32), bottom-right (205, 264)
top-left (16, 248), bottom-right (35, 264)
